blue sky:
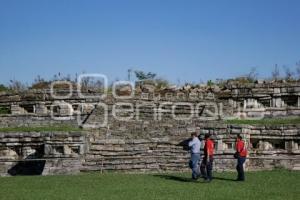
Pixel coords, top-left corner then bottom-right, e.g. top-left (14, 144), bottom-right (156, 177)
top-left (0, 0), bottom-right (300, 85)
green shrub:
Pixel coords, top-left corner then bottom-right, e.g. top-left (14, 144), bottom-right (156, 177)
top-left (0, 106), bottom-right (10, 114)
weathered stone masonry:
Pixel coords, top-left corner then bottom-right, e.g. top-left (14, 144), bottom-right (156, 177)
top-left (0, 132), bottom-right (86, 176)
top-left (0, 123), bottom-right (299, 176)
top-left (1, 82), bottom-right (300, 122)
top-left (0, 82), bottom-right (300, 175)
top-left (82, 123), bottom-right (300, 172)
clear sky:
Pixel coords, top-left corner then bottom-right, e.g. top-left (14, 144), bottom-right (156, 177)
top-left (0, 0), bottom-right (300, 85)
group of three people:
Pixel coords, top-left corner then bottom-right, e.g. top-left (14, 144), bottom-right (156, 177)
top-left (188, 132), bottom-right (247, 182)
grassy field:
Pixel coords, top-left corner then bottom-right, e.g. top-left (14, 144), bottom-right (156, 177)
top-left (0, 125), bottom-right (82, 133)
top-left (0, 170), bottom-right (299, 200)
top-left (226, 117), bottom-right (300, 125)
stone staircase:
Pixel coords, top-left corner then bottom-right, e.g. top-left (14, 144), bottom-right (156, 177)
top-left (292, 160), bottom-right (300, 170)
top-left (82, 135), bottom-right (190, 172)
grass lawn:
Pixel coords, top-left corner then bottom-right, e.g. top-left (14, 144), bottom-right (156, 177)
top-left (226, 117), bottom-right (300, 125)
top-left (0, 125), bottom-right (82, 133)
top-left (0, 170), bottom-right (299, 200)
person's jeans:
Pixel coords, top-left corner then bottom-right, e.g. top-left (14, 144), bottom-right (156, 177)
top-left (236, 157), bottom-right (246, 181)
top-left (200, 156), bottom-right (213, 181)
top-left (189, 153), bottom-right (200, 179)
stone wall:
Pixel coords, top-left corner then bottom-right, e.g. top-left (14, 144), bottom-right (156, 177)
top-left (0, 115), bottom-right (78, 127)
top-left (0, 123), bottom-right (299, 176)
top-left (82, 123), bottom-right (300, 173)
top-left (0, 82), bottom-right (300, 175)
top-left (0, 131), bottom-right (86, 176)
top-left (1, 82), bottom-right (300, 120)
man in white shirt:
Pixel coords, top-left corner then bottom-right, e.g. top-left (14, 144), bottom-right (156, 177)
top-left (188, 132), bottom-right (201, 180)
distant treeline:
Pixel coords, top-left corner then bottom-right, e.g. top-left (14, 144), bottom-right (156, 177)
top-left (1, 61), bottom-right (300, 92)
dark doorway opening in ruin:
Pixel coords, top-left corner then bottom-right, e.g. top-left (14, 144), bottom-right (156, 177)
top-left (250, 139), bottom-right (259, 149)
top-left (224, 142), bottom-right (234, 150)
top-left (0, 105), bottom-right (11, 114)
top-left (8, 145), bottom-right (45, 176)
top-left (282, 96), bottom-right (298, 107)
top-left (53, 106), bottom-right (60, 115)
top-left (20, 104), bottom-right (35, 113)
top-left (273, 140), bottom-right (286, 150)
top-left (72, 104), bottom-right (79, 111)
top-left (8, 160), bottom-right (46, 176)
top-left (258, 99), bottom-right (271, 108)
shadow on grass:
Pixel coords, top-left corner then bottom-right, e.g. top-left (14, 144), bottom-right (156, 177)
top-left (153, 174), bottom-right (195, 183)
top-left (153, 174), bottom-right (236, 183)
top-left (212, 176), bottom-right (236, 181)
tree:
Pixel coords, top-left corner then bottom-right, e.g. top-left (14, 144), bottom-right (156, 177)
top-left (272, 64), bottom-right (280, 80)
top-left (207, 80), bottom-right (214, 86)
top-left (34, 75), bottom-right (45, 83)
top-left (296, 61), bottom-right (300, 79)
top-left (31, 75), bottom-right (49, 89)
top-left (52, 73), bottom-right (71, 81)
top-left (155, 78), bottom-right (169, 89)
top-left (9, 80), bottom-right (27, 91)
top-left (247, 67), bottom-right (258, 82)
top-left (134, 70), bottom-right (156, 80)
top-left (127, 69), bottom-right (133, 81)
top-left (283, 66), bottom-right (294, 81)
top-left (0, 84), bottom-right (9, 92)
top-left (80, 76), bottom-right (104, 92)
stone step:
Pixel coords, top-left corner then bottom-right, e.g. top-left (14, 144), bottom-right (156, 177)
top-left (292, 166), bottom-right (300, 170)
top-left (292, 163), bottom-right (300, 170)
top-left (290, 162), bottom-right (300, 170)
top-left (83, 159), bottom-right (186, 163)
top-left (85, 155), bottom-right (173, 159)
top-left (82, 162), bottom-right (188, 169)
top-left (83, 161), bottom-right (187, 167)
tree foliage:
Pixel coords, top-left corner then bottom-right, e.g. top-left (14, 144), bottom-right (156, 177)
top-left (296, 61), bottom-right (300, 79)
top-left (283, 66), bottom-right (294, 81)
top-left (247, 67), bottom-right (258, 82)
top-left (272, 64), bottom-right (280, 80)
top-left (134, 70), bottom-right (156, 80)
top-left (9, 80), bottom-right (27, 92)
top-left (0, 84), bottom-right (9, 92)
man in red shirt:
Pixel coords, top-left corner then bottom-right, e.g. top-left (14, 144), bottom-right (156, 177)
top-left (235, 134), bottom-right (248, 181)
top-left (200, 133), bottom-right (214, 182)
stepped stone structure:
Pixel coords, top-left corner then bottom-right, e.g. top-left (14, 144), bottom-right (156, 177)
top-left (0, 81), bottom-right (300, 175)
top-left (0, 132), bottom-right (86, 175)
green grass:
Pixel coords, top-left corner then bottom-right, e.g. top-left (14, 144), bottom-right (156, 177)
top-left (0, 125), bottom-right (82, 133)
top-left (226, 117), bottom-right (300, 125)
top-left (0, 170), bottom-right (299, 200)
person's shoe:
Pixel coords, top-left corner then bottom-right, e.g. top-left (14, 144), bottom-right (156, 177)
top-left (191, 178), bottom-right (199, 182)
top-left (204, 179), bottom-right (212, 183)
top-left (197, 174), bottom-right (203, 178)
